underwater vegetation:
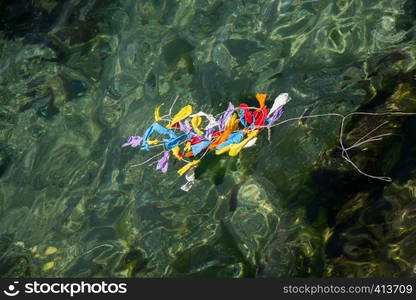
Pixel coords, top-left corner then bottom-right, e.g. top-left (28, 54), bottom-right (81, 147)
top-left (0, 0), bottom-right (415, 278)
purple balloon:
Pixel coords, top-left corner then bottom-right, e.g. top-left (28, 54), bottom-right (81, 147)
top-left (179, 120), bottom-right (192, 134)
top-left (122, 136), bottom-right (143, 148)
top-left (156, 151), bottom-right (170, 173)
top-left (266, 107), bottom-right (284, 128)
top-left (204, 127), bottom-right (215, 138)
top-left (218, 103), bottom-right (234, 130)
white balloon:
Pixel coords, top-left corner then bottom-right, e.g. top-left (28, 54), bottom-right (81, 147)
top-left (243, 137), bottom-right (258, 148)
top-left (268, 93), bottom-right (290, 117)
top-left (189, 112), bottom-right (219, 129)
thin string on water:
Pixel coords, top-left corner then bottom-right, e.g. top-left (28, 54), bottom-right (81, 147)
top-left (130, 152), bottom-right (164, 168)
top-left (345, 133), bottom-right (394, 150)
top-left (266, 111), bottom-right (416, 182)
top-left (347, 121), bottom-right (389, 149)
top-left (341, 116), bottom-right (393, 182)
top-left (159, 95), bottom-right (179, 120)
top-left (337, 111), bottom-right (416, 182)
top-left (168, 95), bottom-right (179, 118)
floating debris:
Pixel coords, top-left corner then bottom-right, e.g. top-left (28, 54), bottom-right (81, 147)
top-left (122, 93), bottom-right (291, 191)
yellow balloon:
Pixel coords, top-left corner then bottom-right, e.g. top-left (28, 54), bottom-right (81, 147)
top-left (184, 142), bottom-right (191, 153)
top-left (177, 160), bottom-right (200, 176)
top-left (154, 104), bottom-right (164, 121)
top-left (171, 146), bottom-right (182, 160)
top-left (228, 131), bottom-right (259, 156)
top-left (191, 115), bottom-right (203, 136)
top-left (167, 105), bottom-right (193, 128)
top-left (147, 139), bottom-right (160, 145)
top-left (215, 144), bottom-right (232, 155)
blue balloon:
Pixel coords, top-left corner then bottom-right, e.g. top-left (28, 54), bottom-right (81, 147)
top-left (215, 132), bottom-right (244, 150)
top-left (191, 140), bottom-right (211, 156)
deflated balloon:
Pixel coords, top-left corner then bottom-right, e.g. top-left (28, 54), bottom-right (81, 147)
top-left (177, 160), bottom-right (200, 176)
top-left (156, 151), bottom-right (170, 173)
top-left (167, 105), bottom-right (193, 128)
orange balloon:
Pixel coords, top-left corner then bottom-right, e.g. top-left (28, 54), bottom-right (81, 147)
top-left (256, 93), bottom-right (267, 108)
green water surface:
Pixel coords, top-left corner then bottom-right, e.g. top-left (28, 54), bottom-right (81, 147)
top-left (0, 0), bottom-right (416, 277)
